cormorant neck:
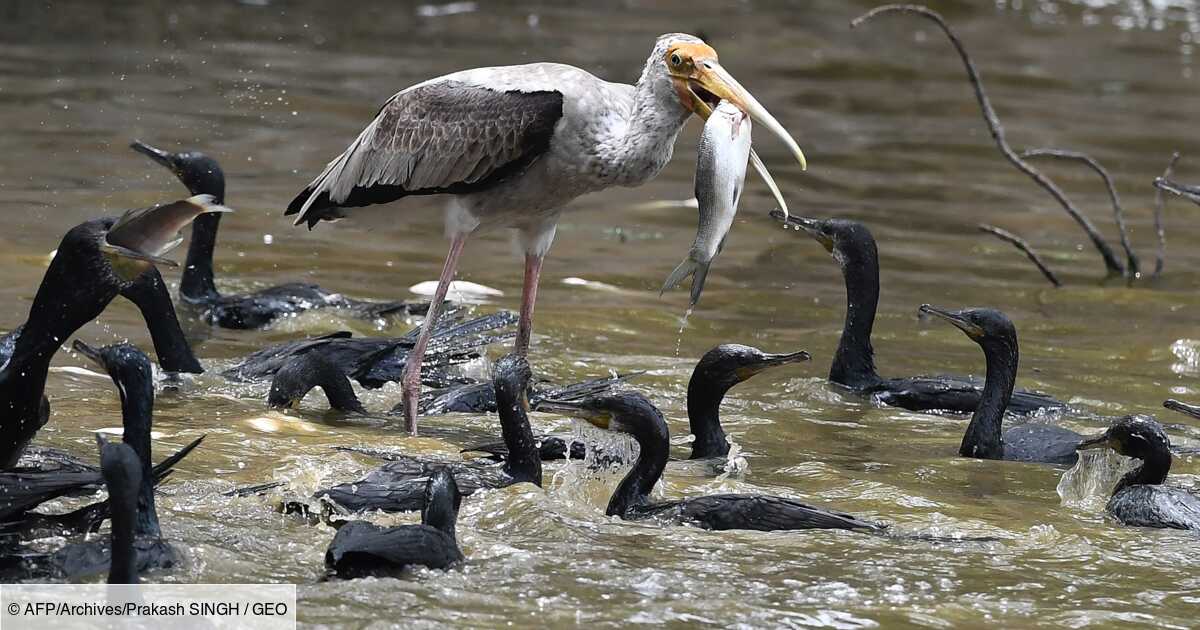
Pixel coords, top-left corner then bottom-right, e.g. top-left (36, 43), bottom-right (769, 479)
top-left (118, 371), bottom-right (161, 538)
top-left (316, 371), bottom-right (364, 414)
top-left (607, 416), bottom-right (670, 517)
top-left (180, 210), bottom-right (222, 303)
top-left (107, 481), bottom-right (139, 584)
top-left (120, 268), bottom-right (203, 374)
top-left (829, 243), bottom-right (882, 389)
top-left (686, 375), bottom-right (730, 460)
top-left (1115, 451), bottom-right (1171, 492)
top-left (498, 393), bottom-right (541, 487)
top-left (959, 337), bottom-right (1017, 460)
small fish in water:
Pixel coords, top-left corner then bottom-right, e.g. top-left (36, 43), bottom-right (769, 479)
top-left (660, 100), bottom-right (752, 308)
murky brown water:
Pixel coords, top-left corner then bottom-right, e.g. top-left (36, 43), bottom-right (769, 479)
top-left (3, 0), bottom-right (1200, 627)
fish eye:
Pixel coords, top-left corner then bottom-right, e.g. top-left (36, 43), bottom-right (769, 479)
top-left (670, 53), bottom-right (682, 66)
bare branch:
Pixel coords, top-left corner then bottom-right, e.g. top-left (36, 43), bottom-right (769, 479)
top-left (1021, 148), bottom-right (1138, 277)
top-left (978, 224), bottom-right (1062, 288)
top-left (1155, 176), bottom-right (1200, 205)
top-left (851, 4), bottom-right (1125, 276)
top-left (1152, 152), bottom-right (1181, 276)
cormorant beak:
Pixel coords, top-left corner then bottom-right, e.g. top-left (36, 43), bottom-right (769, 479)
top-left (681, 58), bottom-right (807, 172)
top-left (919, 304), bottom-right (984, 340)
top-left (536, 399), bottom-right (613, 430)
top-left (1154, 177), bottom-right (1200, 206)
top-left (1164, 399), bottom-right (1200, 420)
top-left (130, 140), bottom-right (181, 175)
top-left (735, 350), bottom-right (811, 381)
top-left (72, 339), bottom-right (110, 372)
top-left (101, 194), bottom-right (232, 280)
top-left (1076, 432), bottom-right (1117, 452)
top-left (771, 213), bottom-right (833, 251)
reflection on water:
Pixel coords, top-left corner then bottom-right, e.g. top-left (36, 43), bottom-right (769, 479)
top-left (2, 0), bottom-right (1200, 627)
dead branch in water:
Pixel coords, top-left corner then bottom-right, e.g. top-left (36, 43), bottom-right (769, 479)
top-left (978, 224), bottom-right (1062, 288)
top-left (1155, 175), bottom-right (1200, 205)
top-left (1021, 149), bottom-right (1137, 277)
top-left (1152, 152), bottom-right (1181, 277)
top-left (851, 4), bottom-right (1125, 277)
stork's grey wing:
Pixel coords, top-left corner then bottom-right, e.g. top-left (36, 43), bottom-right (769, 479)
top-left (288, 80), bottom-right (564, 228)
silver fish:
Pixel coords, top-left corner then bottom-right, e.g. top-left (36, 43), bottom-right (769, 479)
top-left (661, 100), bottom-right (752, 307)
top-left (102, 194), bottom-right (232, 280)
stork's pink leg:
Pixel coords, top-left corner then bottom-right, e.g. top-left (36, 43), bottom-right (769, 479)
top-left (514, 252), bottom-right (544, 356)
top-left (400, 233), bottom-right (468, 434)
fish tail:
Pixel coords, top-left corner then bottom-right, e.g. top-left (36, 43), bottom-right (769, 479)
top-left (688, 261), bottom-right (712, 307)
top-left (660, 258), bottom-right (699, 295)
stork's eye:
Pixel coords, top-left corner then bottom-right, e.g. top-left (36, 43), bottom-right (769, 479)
top-left (670, 53), bottom-right (682, 66)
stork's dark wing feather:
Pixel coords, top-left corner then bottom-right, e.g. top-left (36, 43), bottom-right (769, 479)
top-left (288, 81), bottom-right (564, 228)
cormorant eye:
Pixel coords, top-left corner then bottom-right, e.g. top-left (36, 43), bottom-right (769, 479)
top-left (670, 53), bottom-right (682, 66)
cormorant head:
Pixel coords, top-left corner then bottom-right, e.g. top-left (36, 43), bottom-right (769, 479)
top-left (692, 344), bottom-right (810, 393)
top-left (919, 305), bottom-right (1016, 350)
top-left (268, 353), bottom-right (365, 414)
top-left (1164, 399), bottom-right (1200, 420)
top-left (492, 353), bottom-right (532, 413)
top-left (420, 467), bottom-right (462, 538)
top-left (73, 340), bottom-right (154, 405)
top-left (539, 392), bottom-right (669, 446)
top-left (131, 140), bottom-right (225, 200)
top-left (777, 216), bottom-right (876, 262)
top-left (1078, 416), bottom-right (1172, 461)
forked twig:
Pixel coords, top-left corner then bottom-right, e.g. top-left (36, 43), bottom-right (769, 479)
top-left (1152, 152), bottom-right (1181, 277)
top-left (851, 4), bottom-right (1125, 276)
top-left (1021, 148), bottom-right (1138, 277)
top-left (978, 224), bottom-right (1062, 287)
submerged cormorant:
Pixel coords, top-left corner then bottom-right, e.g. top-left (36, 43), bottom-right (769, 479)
top-left (1077, 416), bottom-right (1200, 530)
top-left (268, 352), bottom-right (367, 414)
top-left (539, 392), bottom-right (882, 532)
top-left (132, 140), bottom-right (429, 329)
top-left (1, 343), bottom-right (195, 578)
top-left (325, 468), bottom-right (464, 578)
top-left (921, 305), bottom-right (1080, 465)
top-left (460, 344), bottom-right (808, 463)
top-left (314, 353), bottom-right (541, 514)
top-left (774, 213), bottom-right (1064, 416)
top-left (0, 196), bottom-right (225, 467)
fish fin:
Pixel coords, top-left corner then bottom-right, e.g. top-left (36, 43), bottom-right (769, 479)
top-left (660, 258), bottom-right (698, 295)
top-left (688, 261), bottom-right (712, 307)
top-left (100, 242), bottom-right (180, 267)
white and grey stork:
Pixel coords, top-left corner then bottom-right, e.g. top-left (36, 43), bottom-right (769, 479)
top-left (287, 33), bottom-right (806, 433)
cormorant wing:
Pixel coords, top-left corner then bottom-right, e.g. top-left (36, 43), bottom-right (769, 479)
top-left (675, 494), bottom-right (883, 532)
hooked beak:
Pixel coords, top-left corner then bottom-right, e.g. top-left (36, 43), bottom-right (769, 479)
top-left (1164, 399), bottom-right (1200, 420)
top-left (72, 339), bottom-right (108, 372)
top-left (919, 304), bottom-right (984, 339)
top-left (536, 399), bottom-right (612, 430)
top-left (1076, 432), bottom-right (1116, 452)
top-left (771, 212), bottom-right (832, 251)
top-left (684, 59), bottom-right (807, 172)
top-left (1154, 177), bottom-right (1200, 206)
top-left (735, 350), bottom-right (811, 381)
top-left (130, 140), bottom-right (179, 173)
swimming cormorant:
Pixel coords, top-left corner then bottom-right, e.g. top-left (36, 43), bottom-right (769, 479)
top-left (0, 196), bottom-right (224, 467)
top-left (774, 213), bottom-right (1064, 415)
top-left (132, 140), bottom-right (430, 329)
top-left (459, 344), bottom-right (808, 463)
top-left (539, 392), bottom-right (882, 531)
top-left (921, 305), bottom-right (1080, 465)
top-left (268, 352), bottom-right (367, 414)
top-left (324, 468), bottom-right (464, 578)
top-left (314, 353), bottom-right (541, 514)
top-left (1077, 416), bottom-right (1200, 530)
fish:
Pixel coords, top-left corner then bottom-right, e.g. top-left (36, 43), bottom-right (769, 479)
top-left (102, 194), bottom-right (232, 279)
top-left (660, 99), bottom-right (752, 307)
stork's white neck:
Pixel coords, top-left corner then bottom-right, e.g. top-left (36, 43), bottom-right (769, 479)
top-left (591, 65), bottom-right (691, 187)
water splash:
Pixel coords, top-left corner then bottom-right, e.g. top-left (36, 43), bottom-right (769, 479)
top-left (673, 306), bottom-right (693, 358)
top-left (1057, 448), bottom-right (1139, 510)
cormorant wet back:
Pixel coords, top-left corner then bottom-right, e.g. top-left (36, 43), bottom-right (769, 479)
top-left (460, 344), bottom-right (807, 464)
top-left (921, 305), bottom-right (1081, 465)
top-left (540, 392), bottom-right (882, 532)
top-left (132, 140), bottom-right (432, 329)
top-left (269, 352), bottom-right (367, 414)
top-left (0, 197), bottom-right (225, 468)
top-left (773, 213), bottom-right (1065, 416)
top-left (313, 354), bottom-right (542, 514)
top-left (1077, 416), bottom-right (1200, 530)
top-left (325, 468), bottom-right (464, 578)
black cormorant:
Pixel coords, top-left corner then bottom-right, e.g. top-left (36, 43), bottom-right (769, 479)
top-left (921, 305), bottom-right (1080, 465)
top-left (1164, 399), bottom-right (1200, 420)
top-left (0, 197), bottom-right (223, 467)
top-left (774, 213), bottom-right (1064, 416)
top-left (539, 392), bottom-right (883, 532)
top-left (324, 468), bottom-right (464, 578)
top-left (313, 353), bottom-right (541, 514)
top-left (1077, 416), bottom-right (1200, 530)
top-left (268, 352), bottom-right (367, 414)
top-left (132, 140), bottom-right (430, 329)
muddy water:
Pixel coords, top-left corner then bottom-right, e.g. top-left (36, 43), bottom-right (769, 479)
top-left (2, 0), bottom-right (1200, 627)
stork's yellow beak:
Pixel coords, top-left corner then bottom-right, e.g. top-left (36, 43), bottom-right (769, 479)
top-left (670, 46), bottom-right (807, 171)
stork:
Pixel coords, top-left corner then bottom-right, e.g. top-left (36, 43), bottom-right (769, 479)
top-left (288, 33), bottom-right (806, 433)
